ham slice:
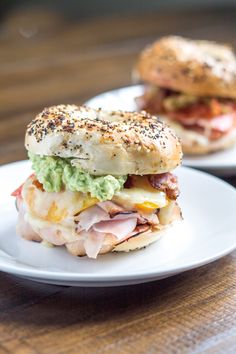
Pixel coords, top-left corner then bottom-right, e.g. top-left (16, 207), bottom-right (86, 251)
top-left (72, 214), bottom-right (147, 258)
top-left (16, 198), bottom-right (42, 242)
top-left (121, 224), bottom-right (151, 241)
top-left (138, 212), bottom-right (159, 225)
top-left (177, 114), bottom-right (235, 140)
top-left (83, 230), bottom-right (105, 259)
top-left (173, 112), bottom-right (234, 130)
top-left (93, 217), bottom-right (137, 240)
top-left (38, 228), bottom-right (65, 246)
top-left (76, 205), bottom-right (109, 231)
top-left (75, 203), bottom-right (142, 257)
top-left (16, 196), bottom-right (159, 258)
top-left (208, 114), bottom-right (235, 132)
top-left (97, 201), bottom-right (145, 221)
top-left (76, 203), bottom-right (141, 232)
top-left (97, 201), bottom-right (124, 216)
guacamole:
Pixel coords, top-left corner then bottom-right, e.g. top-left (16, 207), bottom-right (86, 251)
top-left (163, 94), bottom-right (198, 111)
top-left (29, 153), bottom-right (127, 201)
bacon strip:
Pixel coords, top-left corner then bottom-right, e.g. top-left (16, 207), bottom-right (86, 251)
top-left (148, 173), bottom-right (179, 200)
top-left (136, 86), bottom-right (170, 115)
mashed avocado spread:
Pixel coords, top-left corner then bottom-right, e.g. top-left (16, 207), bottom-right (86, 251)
top-left (29, 153), bottom-right (127, 201)
top-left (163, 94), bottom-right (198, 111)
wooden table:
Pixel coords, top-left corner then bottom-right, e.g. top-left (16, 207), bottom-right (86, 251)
top-left (0, 6), bottom-right (236, 353)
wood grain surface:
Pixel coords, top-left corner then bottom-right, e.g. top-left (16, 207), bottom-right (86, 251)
top-left (0, 6), bottom-right (236, 354)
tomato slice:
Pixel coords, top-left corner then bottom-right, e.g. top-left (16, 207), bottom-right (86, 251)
top-left (11, 184), bottom-right (23, 197)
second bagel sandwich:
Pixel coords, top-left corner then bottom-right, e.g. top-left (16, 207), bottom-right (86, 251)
top-left (135, 36), bottom-right (236, 154)
top-left (12, 105), bottom-right (182, 259)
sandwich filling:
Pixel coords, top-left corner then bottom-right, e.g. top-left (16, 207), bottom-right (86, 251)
top-left (12, 154), bottom-right (181, 258)
top-left (137, 85), bottom-right (236, 141)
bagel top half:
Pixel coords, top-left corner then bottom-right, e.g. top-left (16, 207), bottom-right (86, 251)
top-left (136, 36), bottom-right (236, 99)
top-left (25, 104), bottom-right (182, 176)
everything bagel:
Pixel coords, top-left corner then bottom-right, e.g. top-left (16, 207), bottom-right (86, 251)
top-left (25, 104), bottom-right (182, 175)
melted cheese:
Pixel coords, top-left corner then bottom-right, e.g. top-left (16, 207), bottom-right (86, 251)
top-left (113, 188), bottom-right (168, 209)
top-left (22, 177), bottom-right (98, 224)
top-left (113, 175), bottom-right (168, 210)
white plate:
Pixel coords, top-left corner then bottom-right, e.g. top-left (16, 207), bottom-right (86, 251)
top-left (86, 85), bottom-right (236, 176)
top-left (0, 160), bottom-right (236, 287)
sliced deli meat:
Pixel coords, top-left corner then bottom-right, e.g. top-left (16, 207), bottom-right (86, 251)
top-left (93, 217), bottom-right (138, 240)
top-left (76, 205), bottom-right (110, 231)
top-left (38, 228), bottom-right (65, 246)
top-left (148, 173), bottom-right (179, 200)
top-left (83, 230), bottom-right (105, 259)
top-left (16, 198), bottom-right (42, 242)
top-left (97, 201), bottom-right (125, 216)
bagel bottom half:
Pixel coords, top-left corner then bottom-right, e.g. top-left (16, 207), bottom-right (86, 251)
top-left (66, 225), bottom-right (176, 256)
top-left (160, 116), bottom-right (236, 155)
top-left (114, 227), bottom-right (165, 252)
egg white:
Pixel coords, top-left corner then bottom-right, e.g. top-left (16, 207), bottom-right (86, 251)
top-left (113, 188), bottom-right (168, 209)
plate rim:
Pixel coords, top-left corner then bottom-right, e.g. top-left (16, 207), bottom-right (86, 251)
top-left (0, 240), bottom-right (235, 283)
top-left (0, 160), bottom-right (236, 283)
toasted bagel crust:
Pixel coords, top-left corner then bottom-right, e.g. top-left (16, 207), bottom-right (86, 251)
top-left (25, 105), bottom-right (182, 175)
top-left (136, 36), bottom-right (236, 98)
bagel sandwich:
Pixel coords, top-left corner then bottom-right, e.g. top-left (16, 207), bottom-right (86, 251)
top-left (12, 105), bottom-right (182, 259)
top-left (135, 36), bottom-right (236, 154)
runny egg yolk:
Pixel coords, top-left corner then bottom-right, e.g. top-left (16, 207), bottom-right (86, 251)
top-left (81, 197), bottom-right (99, 212)
top-left (135, 201), bottom-right (160, 212)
